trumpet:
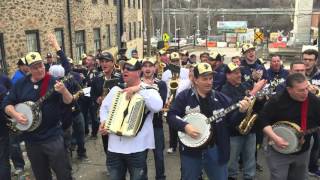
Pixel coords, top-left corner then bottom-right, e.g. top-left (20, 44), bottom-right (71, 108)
top-left (163, 72), bottom-right (179, 112)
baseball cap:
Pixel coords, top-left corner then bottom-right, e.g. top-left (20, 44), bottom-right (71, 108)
top-left (17, 57), bottom-right (27, 66)
top-left (209, 51), bottom-right (222, 61)
top-left (81, 53), bottom-right (87, 60)
top-left (242, 43), bottom-right (255, 54)
top-left (25, 52), bottom-right (43, 66)
top-left (123, 58), bottom-right (142, 71)
top-left (142, 57), bottom-right (156, 65)
top-left (170, 52), bottom-right (180, 61)
top-left (96, 52), bottom-right (114, 62)
top-left (225, 62), bottom-right (240, 73)
top-left (193, 62), bottom-right (213, 77)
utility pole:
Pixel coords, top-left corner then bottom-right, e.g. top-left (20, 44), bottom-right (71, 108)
top-left (161, 0), bottom-right (164, 36)
top-left (167, 0), bottom-right (170, 35)
top-left (146, 0), bottom-right (151, 57)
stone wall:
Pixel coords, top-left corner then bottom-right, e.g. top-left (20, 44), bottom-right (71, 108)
top-left (0, 0), bottom-right (143, 75)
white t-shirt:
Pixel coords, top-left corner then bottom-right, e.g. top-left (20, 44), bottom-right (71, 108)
top-left (99, 83), bottom-right (163, 154)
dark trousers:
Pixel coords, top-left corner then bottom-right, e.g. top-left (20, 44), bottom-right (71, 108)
top-left (309, 132), bottom-right (320, 172)
top-left (168, 125), bottom-right (178, 149)
top-left (0, 135), bottom-right (11, 180)
top-left (107, 150), bottom-right (148, 180)
top-left (71, 112), bottom-right (86, 156)
top-left (9, 133), bottom-right (25, 169)
top-left (79, 97), bottom-right (98, 136)
top-left (153, 127), bottom-right (166, 180)
top-left (25, 136), bottom-right (73, 180)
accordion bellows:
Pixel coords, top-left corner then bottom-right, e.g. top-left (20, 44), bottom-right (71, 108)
top-left (104, 90), bottom-right (145, 137)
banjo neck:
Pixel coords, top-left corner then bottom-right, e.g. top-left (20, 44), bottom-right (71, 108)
top-left (36, 74), bottom-right (73, 106)
top-left (300, 126), bottom-right (320, 137)
top-left (205, 87), bottom-right (271, 124)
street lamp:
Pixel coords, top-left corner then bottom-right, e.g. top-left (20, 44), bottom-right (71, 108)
top-left (192, 25), bottom-right (196, 47)
top-left (177, 26), bottom-right (181, 49)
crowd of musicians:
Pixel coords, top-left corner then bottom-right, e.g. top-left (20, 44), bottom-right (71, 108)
top-left (0, 32), bottom-right (320, 180)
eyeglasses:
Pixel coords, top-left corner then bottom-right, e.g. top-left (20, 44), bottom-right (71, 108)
top-left (123, 65), bottom-right (138, 71)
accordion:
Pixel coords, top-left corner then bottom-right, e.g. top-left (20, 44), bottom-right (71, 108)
top-left (104, 90), bottom-right (146, 137)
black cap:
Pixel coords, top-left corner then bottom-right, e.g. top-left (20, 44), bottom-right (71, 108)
top-left (96, 52), bottom-right (114, 61)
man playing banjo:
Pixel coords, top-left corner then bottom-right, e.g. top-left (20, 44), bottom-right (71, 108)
top-left (167, 62), bottom-right (251, 180)
top-left (260, 73), bottom-right (320, 180)
top-left (2, 52), bottom-right (74, 180)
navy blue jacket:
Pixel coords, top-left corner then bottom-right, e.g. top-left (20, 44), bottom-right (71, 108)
top-left (2, 75), bottom-right (69, 143)
top-left (167, 88), bottom-right (244, 164)
top-left (240, 59), bottom-right (268, 87)
top-left (153, 79), bottom-right (167, 128)
top-left (213, 64), bottom-right (227, 91)
top-left (220, 82), bottom-right (249, 136)
top-left (0, 74), bottom-right (12, 137)
top-left (308, 67), bottom-right (320, 86)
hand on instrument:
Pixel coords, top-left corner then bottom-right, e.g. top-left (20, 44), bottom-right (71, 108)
top-left (273, 135), bottom-right (289, 149)
top-left (184, 124), bottom-right (200, 139)
top-left (250, 79), bottom-right (267, 96)
top-left (238, 96), bottom-right (251, 113)
top-left (123, 84), bottom-right (140, 100)
top-left (54, 80), bottom-right (67, 94)
top-left (14, 112), bottom-right (28, 125)
top-left (99, 122), bottom-right (108, 136)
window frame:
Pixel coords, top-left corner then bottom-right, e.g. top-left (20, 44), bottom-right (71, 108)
top-left (93, 28), bottom-right (102, 53)
top-left (25, 30), bottom-right (41, 53)
top-left (54, 28), bottom-right (65, 52)
top-left (75, 30), bottom-right (86, 62)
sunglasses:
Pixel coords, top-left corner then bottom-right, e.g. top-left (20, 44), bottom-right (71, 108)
top-left (123, 65), bottom-right (138, 71)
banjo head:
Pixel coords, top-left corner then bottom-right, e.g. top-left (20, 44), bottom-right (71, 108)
top-left (14, 103), bottom-right (35, 131)
top-left (178, 113), bottom-right (211, 148)
top-left (272, 125), bottom-right (300, 154)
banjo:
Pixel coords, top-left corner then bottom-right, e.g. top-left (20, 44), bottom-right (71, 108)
top-left (270, 121), bottom-right (320, 154)
top-left (178, 88), bottom-right (271, 148)
top-left (7, 74), bottom-right (73, 132)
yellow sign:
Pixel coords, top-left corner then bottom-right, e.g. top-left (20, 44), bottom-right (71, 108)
top-left (162, 33), bottom-right (170, 42)
top-left (254, 32), bottom-right (264, 42)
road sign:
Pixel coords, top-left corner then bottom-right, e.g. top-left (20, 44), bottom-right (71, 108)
top-left (254, 32), bottom-right (264, 41)
top-left (162, 33), bottom-right (170, 42)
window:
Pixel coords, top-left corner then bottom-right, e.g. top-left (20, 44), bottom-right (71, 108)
top-left (54, 28), bottom-right (65, 52)
top-left (26, 30), bottom-right (40, 52)
top-left (138, 0), bottom-right (140, 9)
top-left (134, 22), bottom-right (137, 39)
top-left (133, 0), bottom-right (135, 8)
top-left (92, 0), bottom-right (97, 4)
top-left (138, 21), bottom-right (142, 38)
top-left (105, 0), bottom-right (108, 4)
top-left (93, 28), bottom-right (101, 53)
top-left (129, 22), bottom-right (132, 40)
top-left (0, 33), bottom-right (6, 72)
top-left (75, 30), bottom-right (86, 62)
top-left (128, 0), bottom-right (130, 8)
top-left (106, 25), bottom-right (111, 48)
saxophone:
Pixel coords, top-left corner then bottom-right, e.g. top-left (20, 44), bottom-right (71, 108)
top-left (163, 71), bottom-right (179, 112)
top-left (237, 97), bottom-right (258, 135)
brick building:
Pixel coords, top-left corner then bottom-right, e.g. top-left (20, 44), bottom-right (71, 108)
top-left (0, 0), bottom-right (143, 75)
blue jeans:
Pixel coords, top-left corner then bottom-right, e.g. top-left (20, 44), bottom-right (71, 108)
top-left (228, 133), bottom-right (256, 179)
top-left (107, 150), bottom-right (148, 180)
top-left (153, 128), bottom-right (166, 180)
top-left (180, 146), bottom-right (228, 180)
top-left (71, 113), bottom-right (86, 156)
top-left (0, 135), bottom-right (11, 180)
top-left (9, 133), bottom-right (25, 169)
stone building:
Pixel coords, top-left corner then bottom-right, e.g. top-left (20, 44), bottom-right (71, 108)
top-left (0, 0), bottom-right (143, 75)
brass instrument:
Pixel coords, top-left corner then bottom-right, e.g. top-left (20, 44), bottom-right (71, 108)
top-left (163, 71), bottom-right (179, 112)
top-left (237, 97), bottom-right (258, 135)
